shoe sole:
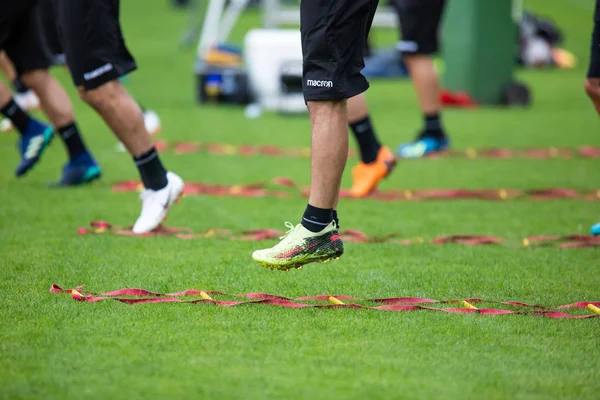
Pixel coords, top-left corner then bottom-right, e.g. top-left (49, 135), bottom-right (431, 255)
top-left (49, 171), bottom-right (102, 188)
top-left (256, 250), bottom-right (344, 272)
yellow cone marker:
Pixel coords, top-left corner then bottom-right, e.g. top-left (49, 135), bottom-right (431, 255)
top-left (588, 304), bottom-right (600, 315)
top-left (549, 147), bottom-right (559, 157)
top-left (466, 148), bottom-right (477, 159)
top-left (522, 238), bottom-right (530, 247)
top-left (404, 190), bottom-right (413, 200)
top-left (224, 145), bottom-right (237, 155)
top-left (71, 290), bottom-right (82, 296)
top-left (499, 189), bottom-right (508, 200)
top-left (200, 291), bottom-right (213, 300)
top-left (462, 300), bottom-right (478, 310)
top-left (328, 296), bottom-right (344, 305)
top-left (95, 227), bottom-right (106, 234)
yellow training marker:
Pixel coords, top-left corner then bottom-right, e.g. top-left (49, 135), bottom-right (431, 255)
top-left (499, 189), bottom-right (508, 200)
top-left (199, 291), bottom-right (213, 301)
top-left (588, 304), bottom-right (600, 315)
top-left (462, 301), bottom-right (478, 310)
top-left (71, 290), bottom-right (82, 296)
top-left (466, 147), bottom-right (477, 159)
top-left (328, 297), bottom-right (345, 305)
top-left (522, 238), bottom-right (530, 247)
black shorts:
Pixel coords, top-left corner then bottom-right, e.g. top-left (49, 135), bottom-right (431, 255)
top-left (0, 0), bottom-right (54, 74)
top-left (38, 0), bottom-right (66, 65)
top-left (52, 0), bottom-right (137, 90)
top-left (392, 0), bottom-right (447, 55)
top-left (588, 19), bottom-right (600, 78)
top-left (300, 0), bottom-right (379, 101)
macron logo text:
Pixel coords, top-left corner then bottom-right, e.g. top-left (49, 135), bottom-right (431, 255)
top-left (306, 79), bottom-right (333, 88)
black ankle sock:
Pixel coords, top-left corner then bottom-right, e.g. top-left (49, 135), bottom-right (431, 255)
top-left (350, 116), bottom-right (381, 164)
top-left (332, 210), bottom-right (339, 229)
top-left (301, 204), bottom-right (333, 233)
top-left (133, 147), bottom-right (168, 190)
top-left (1, 98), bottom-right (31, 134)
top-left (12, 78), bottom-right (29, 94)
top-left (57, 122), bottom-right (88, 160)
top-left (423, 113), bottom-right (446, 139)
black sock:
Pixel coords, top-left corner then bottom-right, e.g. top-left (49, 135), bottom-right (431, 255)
top-left (332, 210), bottom-right (339, 229)
top-left (349, 116), bottom-right (381, 164)
top-left (133, 147), bottom-right (168, 190)
top-left (423, 113), bottom-right (446, 139)
top-left (12, 78), bottom-right (29, 94)
top-left (1, 98), bottom-right (31, 135)
top-left (57, 122), bottom-right (88, 160)
top-left (301, 204), bottom-right (333, 233)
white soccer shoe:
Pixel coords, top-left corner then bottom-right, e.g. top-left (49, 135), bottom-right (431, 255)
top-left (132, 171), bottom-right (184, 234)
top-left (14, 89), bottom-right (40, 111)
top-left (143, 109), bottom-right (161, 136)
top-left (0, 118), bottom-right (13, 133)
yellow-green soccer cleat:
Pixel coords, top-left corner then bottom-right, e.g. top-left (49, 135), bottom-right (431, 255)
top-left (252, 221), bottom-right (344, 271)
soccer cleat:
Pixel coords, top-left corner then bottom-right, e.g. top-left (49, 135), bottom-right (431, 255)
top-left (132, 171), bottom-right (184, 234)
top-left (143, 109), bottom-right (162, 136)
top-left (351, 146), bottom-right (397, 198)
top-left (14, 89), bottom-right (40, 111)
top-left (252, 221), bottom-right (344, 271)
top-left (15, 120), bottom-right (54, 177)
top-left (591, 223), bottom-right (600, 236)
top-left (1, 117), bottom-right (13, 133)
top-left (397, 134), bottom-right (449, 159)
top-left (51, 152), bottom-right (102, 187)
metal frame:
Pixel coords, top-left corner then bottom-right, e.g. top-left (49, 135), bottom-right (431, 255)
top-left (196, 0), bottom-right (252, 57)
top-left (262, 0), bottom-right (398, 29)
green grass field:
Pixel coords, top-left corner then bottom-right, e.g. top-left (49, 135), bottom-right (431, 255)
top-left (1, 0), bottom-right (599, 399)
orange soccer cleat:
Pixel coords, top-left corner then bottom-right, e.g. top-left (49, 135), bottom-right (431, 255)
top-left (350, 146), bottom-right (397, 198)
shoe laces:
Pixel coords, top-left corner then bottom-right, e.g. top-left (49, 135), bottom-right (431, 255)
top-left (279, 222), bottom-right (297, 240)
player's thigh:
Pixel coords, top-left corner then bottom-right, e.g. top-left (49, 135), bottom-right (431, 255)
top-left (53, 0), bottom-right (136, 90)
top-left (395, 0), bottom-right (446, 55)
top-left (300, 0), bottom-right (376, 100)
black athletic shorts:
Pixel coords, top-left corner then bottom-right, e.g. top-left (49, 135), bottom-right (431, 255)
top-left (0, 0), bottom-right (54, 74)
top-left (52, 0), bottom-right (137, 90)
top-left (38, 0), bottom-right (66, 65)
top-left (588, 19), bottom-right (600, 78)
top-left (391, 0), bottom-right (447, 55)
top-left (300, 0), bottom-right (379, 101)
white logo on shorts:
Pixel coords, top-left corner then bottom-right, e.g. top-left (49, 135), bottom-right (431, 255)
top-left (83, 63), bottom-right (114, 81)
top-left (397, 40), bottom-right (419, 52)
top-left (306, 79), bottom-right (333, 88)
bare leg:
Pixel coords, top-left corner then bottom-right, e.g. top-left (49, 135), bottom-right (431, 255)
top-left (585, 78), bottom-right (600, 115)
top-left (0, 81), bottom-right (11, 107)
top-left (78, 80), bottom-right (151, 156)
top-left (307, 100), bottom-right (348, 209)
top-left (0, 51), bottom-right (17, 82)
top-left (347, 93), bottom-right (369, 124)
top-left (404, 54), bottom-right (441, 114)
top-left (21, 70), bottom-right (74, 127)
